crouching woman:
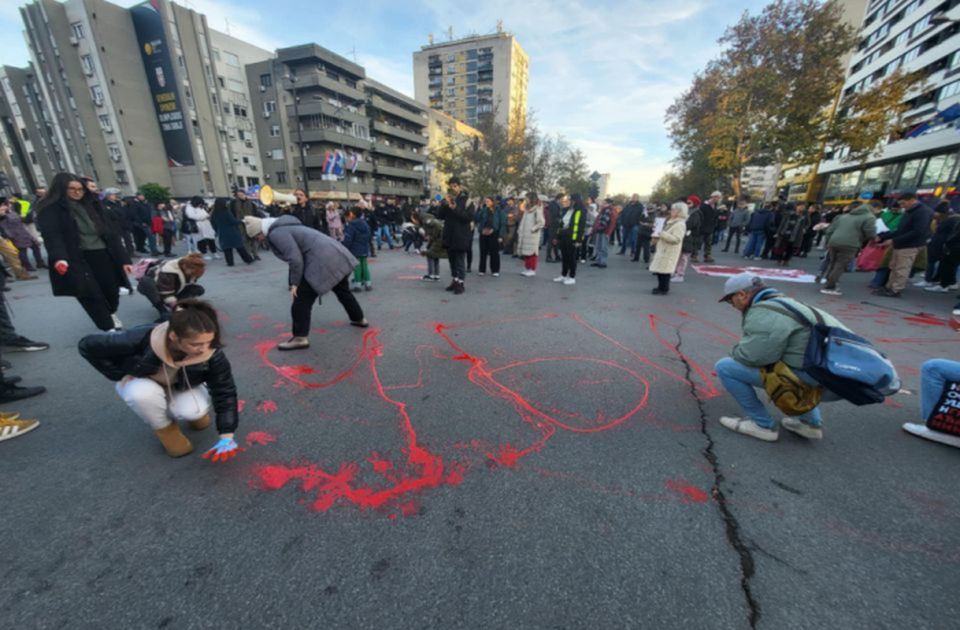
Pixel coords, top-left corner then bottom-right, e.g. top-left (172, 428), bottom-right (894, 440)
top-left (78, 299), bottom-right (242, 460)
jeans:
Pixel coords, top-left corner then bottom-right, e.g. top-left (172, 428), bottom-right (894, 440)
top-left (595, 233), bottom-right (609, 265)
top-left (620, 225), bottom-right (639, 255)
top-left (376, 225), bottom-right (394, 249)
top-left (742, 232), bottom-right (765, 258)
top-left (291, 274), bottom-right (364, 337)
top-left (921, 359), bottom-right (960, 420)
top-left (116, 378), bottom-right (209, 430)
top-left (633, 236), bottom-right (650, 262)
top-left (715, 357), bottom-right (823, 429)
top-left (427, 256), bottom-right (440, 276)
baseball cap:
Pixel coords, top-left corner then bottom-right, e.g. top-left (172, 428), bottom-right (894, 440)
top-left (719, 272), bottom-right (765, 302)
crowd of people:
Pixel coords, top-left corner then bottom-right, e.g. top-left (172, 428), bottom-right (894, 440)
top-left (0, 173), bottom-right (957, 455)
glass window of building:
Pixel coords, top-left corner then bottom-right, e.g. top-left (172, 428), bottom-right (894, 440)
top-left (466, 73), bottom-right (477, 84)
top-left (270, 124), bottom-right (280, 137)
top-left (80, 54), bottom-right (94, 75)
top-left (939, 80), bottom-right (960, 102)
top-left (446, 64), bottom-right (456, 74)
top-left (466, 85), bottom-right (477, 95)
top-left (920, 153), bottom-right (958, 186)
top-left (223, 52), bottom-right (240, 67)
top-left (467, 61), bottom-right (477, 72)
top-left (71, 22), bottom-right (84, 39)
top-left (447, 77), bottom-right (455, 85)
top-left (90, 84), bottom-right (104, 105)
top-left (466, 49), bottom-right (478, 59)
top-left (447, 54), bottom-right (455, 62)
top-left (228, 78), bottom-right (244, 92)
top-left (98, 114), bottom-right (112, 132)
top-left (260, 73), bottom-right (272, 87)
top-left (860, 164), bottom-right (894, 193)
top-left (897, 158), bottom-right (925, 188)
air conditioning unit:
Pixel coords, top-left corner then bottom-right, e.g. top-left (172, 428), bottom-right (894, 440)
top-left (111, 153), bottom-right (121, 163)
top-left (244, 140), bottom-right (253, 148)
top-left (263, 112), bottom-right (270, 118)
top-left (69, 36), bottom-right (78, 46)
top-left (265, 151), bottom-right (271, 157)
top-left (259, 85), bottom-right (266, 92)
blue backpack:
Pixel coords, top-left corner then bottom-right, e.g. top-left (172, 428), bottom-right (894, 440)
top-left (761, 299), bottom-right (900, 406)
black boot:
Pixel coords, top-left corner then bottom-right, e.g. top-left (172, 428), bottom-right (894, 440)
top-left (0, 382), bottom-right (46, 403)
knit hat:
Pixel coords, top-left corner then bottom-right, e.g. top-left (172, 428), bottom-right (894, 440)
top-left (687, 194), bottom-right (701, 207)
top-left (243, 216), bottom-right (276, 238)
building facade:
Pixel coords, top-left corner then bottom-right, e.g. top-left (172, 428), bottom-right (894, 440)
top-left (248, 44), bottom-right (429, 202)
top-left (413, 31), bottom-right (528, 140)
top-left (817, 0), bottom-right (960, 205)
top-left (425, 108), bottom-right (483, 194)
top-left (0, 64), bottom-right (62, 193)
top-left (741, 165), bottom-right (782, 202)
top-left (18, 0), bottom-right (272, 197)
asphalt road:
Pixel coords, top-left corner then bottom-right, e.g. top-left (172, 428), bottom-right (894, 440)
top-left (2, 238), bottom-right (958, 630)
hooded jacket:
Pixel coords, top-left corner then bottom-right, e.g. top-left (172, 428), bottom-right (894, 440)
top-left (78, 322), bottom-right (239, 434)
top-left (824, 204), bottom-right (877, 249)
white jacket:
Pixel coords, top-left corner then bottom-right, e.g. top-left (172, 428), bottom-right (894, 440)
top-left (184, 203), bottom-right (216, 240)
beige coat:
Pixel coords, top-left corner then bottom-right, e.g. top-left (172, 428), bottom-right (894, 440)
top-left (649, 217), bottom-right (687, 274)
top-left (516, 205), bottom-right (545, 256)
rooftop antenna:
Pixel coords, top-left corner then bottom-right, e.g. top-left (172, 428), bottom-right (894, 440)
top-left (224, 17), bottom-right (231, 35)
top-left (447, 26), bottom-right (453, 41)
top-left (428, 33), bottom-right (434, 45)
top-left (497, 19), bottom-right (503, 33)
top-left (348, 44), bottom-right (358, 63)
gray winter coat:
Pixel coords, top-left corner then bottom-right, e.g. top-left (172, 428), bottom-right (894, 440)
top-left (266, 215), bottom-right (358, 294)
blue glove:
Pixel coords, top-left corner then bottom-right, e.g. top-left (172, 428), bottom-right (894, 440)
top-left (202, 437), bottom-right (243, 463)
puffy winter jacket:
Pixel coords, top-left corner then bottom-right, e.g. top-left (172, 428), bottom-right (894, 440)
top-left (824, 204), bottom-right (877, 249)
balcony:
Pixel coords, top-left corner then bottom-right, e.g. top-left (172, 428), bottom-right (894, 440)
top-left (375, 183), bottom-right (422, 197)
top-left (374, 164), bottom-right (422, 180)
top-left (371, 119), bottom-right (427, 145)
top-left (292, 72), bottom-right (364, 101)
top-left (370, 140), bottom-right (426, 163)
top-left (297, 128), bottom-right (371, 150)
top-left (305, 179), bottom-right (376, 196)
top-left (302, 154), bottom-right (374, 173)
top-left (286, 101), bottom-right (366, 124)
top-left (368, 95), bottom-right (426, 125)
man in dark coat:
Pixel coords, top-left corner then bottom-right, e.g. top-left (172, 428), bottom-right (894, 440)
top-left (229, 188), bottom-right (260, 261)
top-left (128, 192), bottom-right (156, 254)
top-left (875, 192), bottom-right (935, 297)
top-left (694, 191), bottom-right (721, 263)
top-left (437, 177), bottom-right (473, 295)
top-left (618, 195), bottom-right (643, 256)
top-left (244, 215), bottom-right (367, 351)
top-left (102, 188), bottom-right (134, 257)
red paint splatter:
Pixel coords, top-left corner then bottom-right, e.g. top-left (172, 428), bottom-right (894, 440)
top-left (664, 479), bottom-right (710, 504)
top-left (279, 365), bottom-right (317, 378)
top-left (238, 399), bottom-right (246, 413)
top-left (246, 431), bottom-right (277, 447)
top-left (903, 315), bottom-right (949, 327)
top-left (257, 400), bottom-right (278, 413)
top-left (398, 500), bottom-right (420, 517)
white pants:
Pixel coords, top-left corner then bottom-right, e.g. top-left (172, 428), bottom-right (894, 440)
top-left (116, 378), bottom-right (210, 430)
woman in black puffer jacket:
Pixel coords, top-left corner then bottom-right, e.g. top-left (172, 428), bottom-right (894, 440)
top-left (78, 300), bottom-right (242, 460)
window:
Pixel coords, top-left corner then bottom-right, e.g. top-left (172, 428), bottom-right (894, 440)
top-left (276, 171), bottom-right (287, 184)
top-left (259, 73), bottom-right (272, 88)
top-left (270, 149), bottom-right (284, 160)
top-left (466, 85), bottom-right (477, 95)
top-left (466, 73), bottom-right (477, 84)
top-left (98, 114), bottom-right (112, 132)
top-left (223, 51), bottom-right (240, 67)
top-left (247, 177), bottom-right (259, 186)
top-left (447, 54), bottom-right (455, 62)
top-left (903, 46), bottom-right (920, 64)
top-left (466, 49), bottom-right (478, 60)
top-left (920, 153), bottom-right (958, 186)
top-left (238, 130), bottom-right (246, 141)
top-left (115, 170), bottom-right (128, 184)
top-left (898, 157), bottom-right (925, 187)
top-left (107, 144), bottom-right (121, 162)
top-left (447, 77), bottom-right (455, 85)
top-left (446, 87), bottom-right (456, 96)
top-left (218, 76), bottom-right (225, 88)
top-left (71, 22), bottom-right (84, 39)
top-left (940, 80), bottom-right (960, 101)
top-left (466, 61), bottom-right (477, 72)
top-left (80, 54), bottom-right (94, 76)
top-left (264, 100), bottom-right (276, 115)
top-left (270, 124), bottom-right (280, 137)
top-left (227, 78), bottom-right (243, 92)
top-left (951, 51), bottom-right (960, 70)
top-left (90, 84), bottom-right (104, 105)
top-left (912, 14), bottom-right (931, 36)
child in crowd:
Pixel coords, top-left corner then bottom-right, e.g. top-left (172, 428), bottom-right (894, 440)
top-left (419, 210), bottom-right (445, 281)
top-left (342, 207), bottom-right (372, 291)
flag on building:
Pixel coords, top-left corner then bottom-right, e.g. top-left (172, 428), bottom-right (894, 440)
top-left (333, 150), bottom-right (345, 177)
top-left (321, 151), bottom-right (334, 175)
top-left (349, 152), bottom-right (360, 173)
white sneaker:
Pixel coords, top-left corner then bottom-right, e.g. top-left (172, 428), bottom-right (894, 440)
top-left (477, 272), bottom-right (485, 276)
top-left (671, 276), bottom-right (684, 283)
top-left (118, 287), bottom-right (131, 296)
top-left (553, 276), bottom-right (566, 283)
top-left (492, 272), bottom-right (500, 277)
top-left (111, 314), bottom-right (123, 330)
top-left (912, 279), bottom-right (931, 287)
top-left (948, 284), bottom-right (958, 290)
top-left (202, 255), bottom-right (212, 261)
top-left (781, 417), bottom-right (823, 440)
top-left (820, 288), bottom-right (842, 296)
top-left (718, 416), bottom-right (779, 442)
top-left (563, 277), bottom-right (576, 285)
top-left (213, 253), bottom-right (222, 260)
top-left (925, 285), bottom-right (950, 292)
top-left (521, 270), bottom-right (534, 277)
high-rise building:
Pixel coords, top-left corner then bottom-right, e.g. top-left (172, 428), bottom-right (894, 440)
top-left (817, 0), bottom-right (960, 204)
top-left (0, 64), bottom-right (62, 193)
top-left (425, 109), bottom-right (482, 194)
top-left (248, 44), bottom-right (429, 201)
top-left (413, 31), bottom-right (528, 139)
top-left (741, 165), bottom-right (781, 202)
top-left (18, 0), bottom-right (272, 197)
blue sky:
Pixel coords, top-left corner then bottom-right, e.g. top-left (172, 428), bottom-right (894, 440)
top-left (0, 0), bottom-right (772, 194)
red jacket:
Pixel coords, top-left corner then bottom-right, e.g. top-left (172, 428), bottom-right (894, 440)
top-left (151, 215), bottom-right (164, 235)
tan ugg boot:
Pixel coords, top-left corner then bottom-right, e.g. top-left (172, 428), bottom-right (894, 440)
top-left (154, 422), bottom-right (194, 457)
top-left (188, 414), bottom-right (210, 431)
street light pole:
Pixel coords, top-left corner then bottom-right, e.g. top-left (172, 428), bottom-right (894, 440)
top-left (287, 71), bottom-right (309, 198)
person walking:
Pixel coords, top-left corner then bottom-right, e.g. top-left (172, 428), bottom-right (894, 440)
top-left (184, 197), bottom-right (219, 260)
top-left (475, 196), bottom-right (506, 277)
top-left (437, 177), bottom-right (473, 295)
top-left (650, 201), bottom-right (688, 295)
top-left (773, 203), bottom-right (809, 266)
top-left (819, 198), bottom-right (877, 296)
top-left (209, 197), bottom-right (254, 267)
top-left (342, 207), bottom-right (372, 291)
top-left (552, 194), bottom-right (586, 286)
top-left (229, 188), bottom-right (261, 261)
top-left (590, 200), bottom-right (616, 269)
top-left (35, 172), bottom-right (132, 331)
top-left (724, 197), bottom-right (750, 253)
top-left (875, 192), bottom-right (934, 298)
top-left (79, 299), bottom-right (243, 460)
top-left (516, 192), bottom-right (545, 277)
top-left (244, 214), bottom-right (368, 351)
top-left (695, 191), bottom-right (721, 263)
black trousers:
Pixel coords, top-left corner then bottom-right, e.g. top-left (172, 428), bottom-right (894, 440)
top-left (478, 232), bottom-right (501, 273)
top-left (656, 273), bottom-right (671, 292)
top-left (560, 238), bottom-right (578, 278)
top-left (291, 274), bottom-right (364, 337)
top-left (724, 226), bottom-right (742, 252)
top-left (132, 226), bottom-right (147, 252)
top-left (120, 229), bottom-right (135, 257)
top-left (465, 232), bottom-right (474, 270)
top-left (161, 232), bottom-right (174, 256)
top-left (448, 250), bottom-right (466, 281)
top-left (633, 236), bottom-right (651, 262)
top-left (198, 239), bottom-right (218, 254)
top-left (77, 249), bottom-right (122, 331)
top-left (223, 247), bottom-right (254, 266)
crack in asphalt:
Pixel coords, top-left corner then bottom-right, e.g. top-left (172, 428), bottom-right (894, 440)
top-left (674, 329), bottom-right (760, 629)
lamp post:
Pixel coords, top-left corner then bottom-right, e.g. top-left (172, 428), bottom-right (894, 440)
top-left (285, 70), bottom-right (309, 198)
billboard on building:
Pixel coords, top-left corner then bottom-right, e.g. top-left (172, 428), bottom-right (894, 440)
top-left (130, 0), bottom-right (194, 167)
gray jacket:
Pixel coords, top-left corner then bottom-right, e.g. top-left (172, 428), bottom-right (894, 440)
top-left (729, 207), bottom-right (750, 228)
top-left (267, 215), bottom-right (357, 294)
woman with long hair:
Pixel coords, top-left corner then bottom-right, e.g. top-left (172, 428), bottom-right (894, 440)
top-left (183, 196), bottom-right (219, 260)
top-left (516, 192), bottom-right (545, 276)
top-left (35, 172), bottom-right (133, 331)
top-left (209, 197), bottom-right (254, 266)
top-left (552, 194), bottom-right (586, 285)
top-left (475, 196), bottom-right (505, 276)
top-left (79, 299), bottom-right (242, 460)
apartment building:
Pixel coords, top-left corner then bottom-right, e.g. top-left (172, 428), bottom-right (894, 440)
top-left (0, 64), bottom-right (62, 193)
top-left (425, 108), bottom-right (483, 194)
top-left (18, 0), bottom-right (272, 197)
top-left (741, 165), bottom-right (782, 202)
top-left (248, 44), bottom-right (429, 201)
top-left (413, 30), bottom-right (528, 140)
top-left (818, 0), bottom-right (960, 204)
